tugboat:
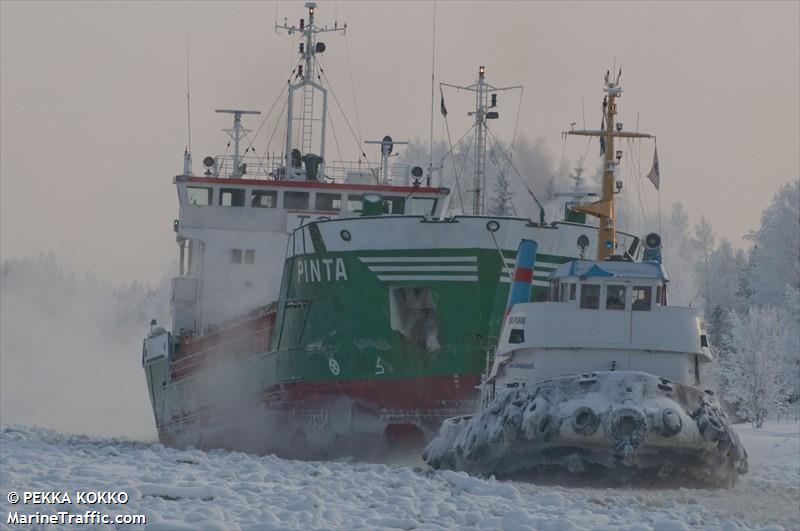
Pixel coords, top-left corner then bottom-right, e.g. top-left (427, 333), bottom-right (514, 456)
top-left (141, 4), bottom-right (641, 457)
top-left (422, 71), bottom-right (748, 485)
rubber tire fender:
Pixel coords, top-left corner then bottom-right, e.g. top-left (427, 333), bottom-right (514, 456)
top-left (659, 409), bottom-right (683, 438)
top-left (571, 406), bottom-right (600, 436)
top-left (698, 414), bottom-right (725, 442)
top-left (533, 413), bottom-right (560, 442)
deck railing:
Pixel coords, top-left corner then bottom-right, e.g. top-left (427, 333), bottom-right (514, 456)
top-left (202, 154), bottom-right (417, 186)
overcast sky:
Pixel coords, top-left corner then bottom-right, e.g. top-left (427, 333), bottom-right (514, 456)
top-left (2, 1), bottom-right (798, 284)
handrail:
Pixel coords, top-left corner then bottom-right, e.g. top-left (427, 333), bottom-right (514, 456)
top-left (203, 154), bottom-right (416, 186)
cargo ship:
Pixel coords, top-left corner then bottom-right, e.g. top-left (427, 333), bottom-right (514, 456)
top-left (142, 3), bottom-right (640, 456)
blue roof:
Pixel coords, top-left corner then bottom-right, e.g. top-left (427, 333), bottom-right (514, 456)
top-left (548, 260), bottom-right (668, 281)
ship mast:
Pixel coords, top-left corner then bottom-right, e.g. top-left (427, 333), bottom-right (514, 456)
top-left (441, 67), bottom-right (521, 215)
top-left (566, 71), bottom-right (652, 260)
top-left (275, 2), bottom-right (346, 178)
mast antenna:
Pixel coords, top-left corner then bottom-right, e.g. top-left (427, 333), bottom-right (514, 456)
top-left (183, 35), bottom-right (193, 176)
top-left (428, 1), bottom-right (437, 186)
top-left (441, 67), bottom-right (522, 215)
top-left (186, 35), bottom-right (192, 154)
top-left (564, 71), bottom-right (653, 260)
top-left (275, 2), bottom-right (346, 179)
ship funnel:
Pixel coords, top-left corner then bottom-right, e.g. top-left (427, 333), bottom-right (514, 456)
top-left (505, 239), bottom-right (538, 315)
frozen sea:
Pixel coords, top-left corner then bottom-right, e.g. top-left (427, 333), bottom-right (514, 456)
top-left (1, 422), bottom-right (797, 530)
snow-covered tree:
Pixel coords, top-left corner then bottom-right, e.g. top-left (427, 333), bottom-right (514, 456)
top-left (659, 202), bottom-right (697, 306)
top-left (720, 306), bottom-right (789, 428)
top-left (489, 148), bottom-right (514, 216)
top-left (781, 285), bottom-right (800, 403)
top-left (747, 179), bottom-right (800, 307)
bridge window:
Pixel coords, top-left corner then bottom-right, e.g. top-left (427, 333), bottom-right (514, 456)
top-left (606, 285), bottom-right (626, 310)
top-left (580, 284), bottom-right (600, 309)
top-left (632, 286), bottom-right (652, 311)
top-left (347, 194), bottom-right (363, 212)
top-left (187, 186), bottom-right (211, 206)
top-left (244, 250), bottom-right (255, 264)
top-left (382, 196), bottom-right (406, 214)
top-left (284, 191), bottom-right (310, 210)
top-left (252, 190), bottom-right (277, 208)
top-left (409, 197), bottom-right (437, 216)
top-left (550, 280), bottom-right (560, 301)
top-left (232, 249), bottom-right (242, 263)
top-left (315, 193), bottom-right (342, 211)
top-left (570, 283), bottom-right (577, 300)
top-left (219, 188), bottom-right (245, 207)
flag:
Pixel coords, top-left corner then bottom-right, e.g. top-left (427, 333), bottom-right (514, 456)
top-left (440, 91), bottom-right (448, 117)
top-left (599, 115), bottom-right (606, 156)
top-left (647, 146), bottom-right (660, 190)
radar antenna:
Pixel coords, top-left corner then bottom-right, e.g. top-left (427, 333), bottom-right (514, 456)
top-left (215, 109), bottom-right (261, 177)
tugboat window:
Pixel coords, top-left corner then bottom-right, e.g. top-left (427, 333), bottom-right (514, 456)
top-left (580, 284), bottom-right (600, 309)
top-left (187, 186), bottom-right (212, 206)
top-left (244, 249), bottom-right (255, 264)
top-left (232, 249), bottom-right (243, 263)
top-left (632, 286), bottom-right (652, 311)
top-left (560, 282), bottom-right (569, 302)
top-left (509, 329), bottom-right (525, 344)
top-left (219, 188), bottom-right (245, 207)
top-left (284, 191), bottom-right (310, 210)
top-left (606, 285), bottom-right (626, 310)
top-left (315, 193), bottom-right (342, 211)
top-left (569, 283), bottom-right (577, 300)
top-left (252, 190), bottom-right (278, 208)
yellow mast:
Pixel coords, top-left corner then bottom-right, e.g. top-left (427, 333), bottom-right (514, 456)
top-left (566, 71), bottom-right (652, 260)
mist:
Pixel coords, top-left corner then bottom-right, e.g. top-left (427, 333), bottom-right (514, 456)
top-left (0, 254), bottom-right (168, 440)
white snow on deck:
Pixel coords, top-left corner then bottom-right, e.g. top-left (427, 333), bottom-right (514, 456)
top-left (1, 422), bottom-right (797, 530)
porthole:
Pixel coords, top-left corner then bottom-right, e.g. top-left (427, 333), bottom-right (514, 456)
top-left (340, 229), bottom-right (352, 242)
top-left (486, 220), bottom-right (500, 232)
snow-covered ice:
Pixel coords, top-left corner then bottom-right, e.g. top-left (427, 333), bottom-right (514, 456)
top-left (1, 422), bottom-right (797, 530)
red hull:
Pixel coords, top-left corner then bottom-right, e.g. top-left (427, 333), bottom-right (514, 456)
top-left (160, 372), bottom-right (481, 455)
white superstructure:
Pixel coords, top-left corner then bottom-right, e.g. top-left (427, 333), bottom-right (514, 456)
top-left (491, 259), bottom-right (711, 389)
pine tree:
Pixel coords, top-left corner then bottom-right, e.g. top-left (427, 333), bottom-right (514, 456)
top-left (720, 306), bottom-right (789, 428)
top-left (748, 179), bottom-right (800, 307)
top-left (489, 167), bottom-right (514, 216)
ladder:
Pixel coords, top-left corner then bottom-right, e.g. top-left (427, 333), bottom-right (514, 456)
top-left (300, 84), bottom-right (315, 155)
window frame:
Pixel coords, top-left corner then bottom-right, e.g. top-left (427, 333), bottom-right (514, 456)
top-left (579, 283), bottom-right (601, 310)
top-left (632, 285), bottom-right (653, 311)
top-left (219, 187), bottom-right (245, 207)
top-left (315, 192), bottom-right (342, 212)
top-left (186, 186), bottom-right (212, 206)
top-left (284, 191), bottom-right (310, 210)
top-left (605, 284), bottom-right (627, 310)
top-left (252, 190), bottom-right (278, 208)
